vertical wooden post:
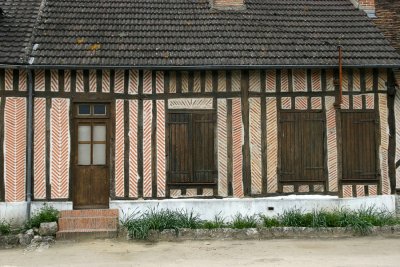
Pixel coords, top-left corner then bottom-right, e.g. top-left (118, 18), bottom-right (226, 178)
top-left (241, 70), bottom-right (251, 196)
top-left (387, 69), bottom-right (397, 193)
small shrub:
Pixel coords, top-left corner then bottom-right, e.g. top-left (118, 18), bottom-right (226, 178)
top-left (201, 214), bottom-right (226, 229)
top-left (0, 220), bottom-right (11, 235)
top-left (26, 203), bottom-right (59, 229)
top-left (230, 214), bottom-right (258, 229)
top-left (260, 216), bottom-right (280, 228)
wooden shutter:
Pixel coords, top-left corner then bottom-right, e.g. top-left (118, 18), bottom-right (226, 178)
top-left (301, 112), bottom-right (325, 181)
top-left (168, 112), bottom-right (216, 184)
top-left (279, 111), bottom-right (325, 183)
top-left (341, 112), bottom-right (377, 181)
top-left (192, 113), bottom-right (216, 183)
top-left (169, 113), bottom-right (192, 183)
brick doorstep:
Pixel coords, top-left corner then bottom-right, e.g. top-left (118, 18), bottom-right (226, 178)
top-left (56, 209), bottom-right (119, 240)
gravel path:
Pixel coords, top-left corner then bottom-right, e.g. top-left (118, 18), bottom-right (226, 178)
top-left (0, 237), bottom-right (399, 267)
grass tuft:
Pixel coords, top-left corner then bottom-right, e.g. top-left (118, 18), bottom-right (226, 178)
top-left (201, 213), bottom-right (227, 229)
top-left (121, 208), bottom-right (201, 239)
top-left (230, 214), bottom-right (258, 229)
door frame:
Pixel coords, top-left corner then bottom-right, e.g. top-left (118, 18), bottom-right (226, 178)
top-left (71, 98), bottom-right (114, 209)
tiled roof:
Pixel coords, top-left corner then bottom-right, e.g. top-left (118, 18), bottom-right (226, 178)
top-left (2, 0), bottom-right (400, 67)
top-left (0, 0), bottom-right (43, 64)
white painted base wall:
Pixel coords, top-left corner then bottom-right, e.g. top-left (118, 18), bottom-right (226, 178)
top-left (112, 195), bottom-right (396, 222)
top-left (0, 195), bottom-right (396, 225)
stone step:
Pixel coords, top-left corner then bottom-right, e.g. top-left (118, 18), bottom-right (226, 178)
top-left (58, 216), bottom-right (118, 231)
top-left (56, 229), bottom-right (118, 240)
top-left (59, 209), bottom-right (119, 218)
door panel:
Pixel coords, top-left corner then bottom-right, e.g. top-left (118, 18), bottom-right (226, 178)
top-left (73, 119), bottom-right (109, 209)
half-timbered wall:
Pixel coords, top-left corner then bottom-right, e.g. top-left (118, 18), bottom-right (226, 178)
top-left (0, 67), bottom-right (395, 202)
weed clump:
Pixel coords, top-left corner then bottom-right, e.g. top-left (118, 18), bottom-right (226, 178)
top-left (25, 203), bottom-right (59, 229)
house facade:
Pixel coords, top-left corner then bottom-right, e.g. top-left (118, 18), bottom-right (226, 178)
top-left (0, 0), bottom-right (399, 212)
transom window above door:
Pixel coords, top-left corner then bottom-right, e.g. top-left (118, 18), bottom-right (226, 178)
top-left (75, 103), bottom-right (109, 117)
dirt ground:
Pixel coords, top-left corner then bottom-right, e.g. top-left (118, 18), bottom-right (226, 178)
top-left (0, 237), bottom-right (399, 267)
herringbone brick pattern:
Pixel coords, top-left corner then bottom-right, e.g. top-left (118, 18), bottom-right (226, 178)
top-left (143, 70), bottom-right (152, 94)
top-left (156, 71), bottom-right (164, 94)
top-left (194, 72), bottom-right (201, 93)
top-left (341, 95), bottom-right (349, 109)
top-left (33, 98), bottom-right (46, 199)
top-left (295, 97), bottom-right (308, 110)
top-left (249, 70), bottom-right (260, 92)
top-left (266, 70), bottom-right (275, 92)
top-left (115, 100), bottom-right (125, 197)
top-left (325, 96), bottom-right (338, 192)
top-left (353, 95), bottom-right (363, 109)
top-left (19, 70), bottom-right (26, 91)
top-left (217, 99), bottom-right (228, 197)
top-left (5, 69), bottom-right (13, 91)
top-left (366, 69), bottom-right (373, 91)
top-left (129, 70), bottom-right (138, 94)
top-left (35, 70), bottom-right (45, 91)
top-left (102, 70), bottom-right (110, 93)
top-left (156, 100), bottom-right (166, 197)
top-left (76, 70), bottom-right (84, 92)
top-left (249, 98), bottom-right (262, 194)
top-left (50, 98), bottom-right (70, 199)
top-left (231, 71), bottom-right (240, 92)
top-left (218, 71), bottom-right (226, 92)
top-left (143, 100), bottom-right (152, 197)
top-left (129, 100), bottom-right (138, 198)
top-left (366, 95), bottom-right (374, 109)
top-left (115, 70), bottom-right (124, 94)
top-left (64, 70), bottom-right (71, 92)
top-left (326, 69), bottom-right (334, 91)
top-left (50, 70), bottom-right (58, 92)
top-left (4, 97), bottom-right (26, 202)
top-left (181, 71), bottom-right (188, 93)
top-left (281, 69), bottom-right (288, 92)
top-left (89, 70), bottom-right (96, 92)
top-left (353, 69), bottom-right (361, 91)
top-left (232, 99), bottom-right (243, 197)
top-left (266, 98), bottom-right (278, 193)
top-left (312, 69), bottom-right (321, 91)
top-left (379, 94), bottom-right (390, 195)
top-left (311, 97), bottom-right (322, 110)
top-left (169, 71), bottom-right (176, 93)
top-left (293, 69), bottom-right (306, 92)
top-left (281, 97), bottom-right (291, 109)
top-left (205, 71), bottom-right (212, 92)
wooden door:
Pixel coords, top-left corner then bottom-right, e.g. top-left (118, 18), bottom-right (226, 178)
top-left (341, 111), bottom-right (377, 181)
top-left (73, 103), bottom-right (110, 209)
top-left (279, 111), bottom-right (325, 183)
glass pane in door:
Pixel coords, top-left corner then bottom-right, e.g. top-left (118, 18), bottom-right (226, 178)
top-left (93, 144), bottom-right (106, 165)
top-left (78, 125), bottom-right (91, 141)
top-left (93, 125), bottom-right (106, 141)
top-left (78, 144), bottom-right (91, 165)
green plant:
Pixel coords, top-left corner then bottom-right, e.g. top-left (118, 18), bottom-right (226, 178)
top-left (0, 219), bottom-right (11, 235)
top-left (260, 216), bottom-right (280, 228)
top-left (26, 203), bottom-right (59, 229)
top-left (201, 213), bottom-right (226, 229)
top-left (121, 208), bottom-right (202, 239)
top-left (230, 214), bottom-right (258, 229)
top-left (279, 208), bottom-right (313, 227)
